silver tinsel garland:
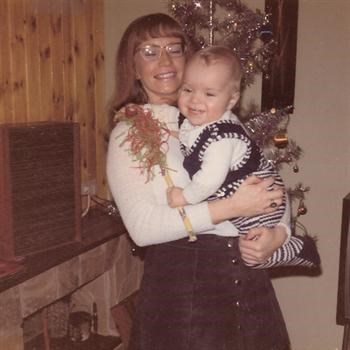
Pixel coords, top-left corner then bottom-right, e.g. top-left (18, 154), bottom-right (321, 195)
top-left (169, 0), bottom-right (276, 87)
top-left (242, 105), bottom-right (302, 169)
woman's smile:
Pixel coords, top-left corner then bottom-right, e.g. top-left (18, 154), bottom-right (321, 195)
top-left (154, 70), bottom-right (177, 80)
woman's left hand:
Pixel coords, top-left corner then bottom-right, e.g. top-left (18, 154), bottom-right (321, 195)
top-left (238, 226), bottom-right (287, 265)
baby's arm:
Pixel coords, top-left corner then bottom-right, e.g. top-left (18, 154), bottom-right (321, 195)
top-left (182, 139), bottom-right (235, 204)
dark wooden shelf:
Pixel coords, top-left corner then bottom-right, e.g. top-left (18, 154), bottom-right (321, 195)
top-left (0, 208), bottom-right (126, 293)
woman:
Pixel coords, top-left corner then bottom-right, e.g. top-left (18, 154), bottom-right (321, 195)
top-left (107, 13), bottom-right (289, 350)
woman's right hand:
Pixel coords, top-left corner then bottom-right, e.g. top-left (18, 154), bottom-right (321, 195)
top-left (239, 225), bottom-right (287, 265)
top-left (208, 175), bottom-right (284, 224)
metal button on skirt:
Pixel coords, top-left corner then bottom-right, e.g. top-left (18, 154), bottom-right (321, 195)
top-left (129, 235), bottom-right (289, 350)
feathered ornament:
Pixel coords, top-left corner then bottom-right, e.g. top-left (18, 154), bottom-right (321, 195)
top-left (115, 104), bottom-right (197, 242)
top-left (115, 104), bottom-right (172, 182)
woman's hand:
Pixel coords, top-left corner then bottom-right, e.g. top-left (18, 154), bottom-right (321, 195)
top-left (238, 225), bottom-right (287, 265)
top-left (208, 175), bottom-right (284, 224)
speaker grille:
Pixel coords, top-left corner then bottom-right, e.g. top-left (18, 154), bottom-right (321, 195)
top-left (0, 122), bottom-right (81, 259)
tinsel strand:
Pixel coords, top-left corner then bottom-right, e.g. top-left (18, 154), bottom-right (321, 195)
top-left (168, 0), bottom-right (276, 87)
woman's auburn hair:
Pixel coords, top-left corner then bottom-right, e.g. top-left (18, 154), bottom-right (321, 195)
top-left (108, 13), bottom-right (190, 127)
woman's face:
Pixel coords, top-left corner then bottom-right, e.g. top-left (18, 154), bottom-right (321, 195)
top-left (134, 36), bottom-right (186, 105)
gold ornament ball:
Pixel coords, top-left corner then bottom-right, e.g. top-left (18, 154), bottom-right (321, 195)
top-left (273, 133), bottom-right (288, 149)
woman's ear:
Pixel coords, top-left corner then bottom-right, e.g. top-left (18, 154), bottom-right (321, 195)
top-left (227, 91), bottom-right (240, 110)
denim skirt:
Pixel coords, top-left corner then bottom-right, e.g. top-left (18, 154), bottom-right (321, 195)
top-left (129, 235), bottom-right (290, 350)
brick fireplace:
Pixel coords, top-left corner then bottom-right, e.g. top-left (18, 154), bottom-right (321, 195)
top-left (0, 209), bottom-right (143, 350)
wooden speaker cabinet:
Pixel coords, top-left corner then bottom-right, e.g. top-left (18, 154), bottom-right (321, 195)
top-left (0, 122), bottom-right (82, 261)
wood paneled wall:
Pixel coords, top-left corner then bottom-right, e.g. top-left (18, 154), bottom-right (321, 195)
top-left (0, 0), bottom-right (107, 195)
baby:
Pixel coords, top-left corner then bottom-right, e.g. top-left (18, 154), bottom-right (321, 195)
top-left (168, 45), bottom-right (286, 235)
top-left (166, 45), bottom-right (319, 269)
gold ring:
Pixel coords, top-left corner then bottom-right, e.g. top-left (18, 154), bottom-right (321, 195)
top-left (270, 201), bottom-right (277, 208)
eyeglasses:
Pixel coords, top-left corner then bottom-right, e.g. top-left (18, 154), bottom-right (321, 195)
top-left (135, 42), bottom-right (185, 61)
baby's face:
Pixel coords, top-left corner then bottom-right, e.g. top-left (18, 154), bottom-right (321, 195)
top-left (178, 58), bottom-right (239, 126)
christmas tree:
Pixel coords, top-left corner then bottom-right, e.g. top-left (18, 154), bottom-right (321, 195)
top-left (168, 0), bottom-right (309, 234)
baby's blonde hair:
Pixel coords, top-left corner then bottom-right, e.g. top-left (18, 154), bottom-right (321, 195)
top-left (189, 45), bottom-right (242, 91)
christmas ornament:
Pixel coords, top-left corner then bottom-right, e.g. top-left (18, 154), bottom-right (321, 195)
top-left (273, 132), bottom-right (288, 149)
top-left (288, 183), bottom-right (310, 233)
top-left (115, 104), bottom-right (171, 182)
top-left (297, 201), bottom-right (308, 216)
top-left (242, 106), bottom-right (300, 169)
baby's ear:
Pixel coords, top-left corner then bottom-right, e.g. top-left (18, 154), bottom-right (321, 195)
top-left (227, 91), bottom-right (240, 110)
